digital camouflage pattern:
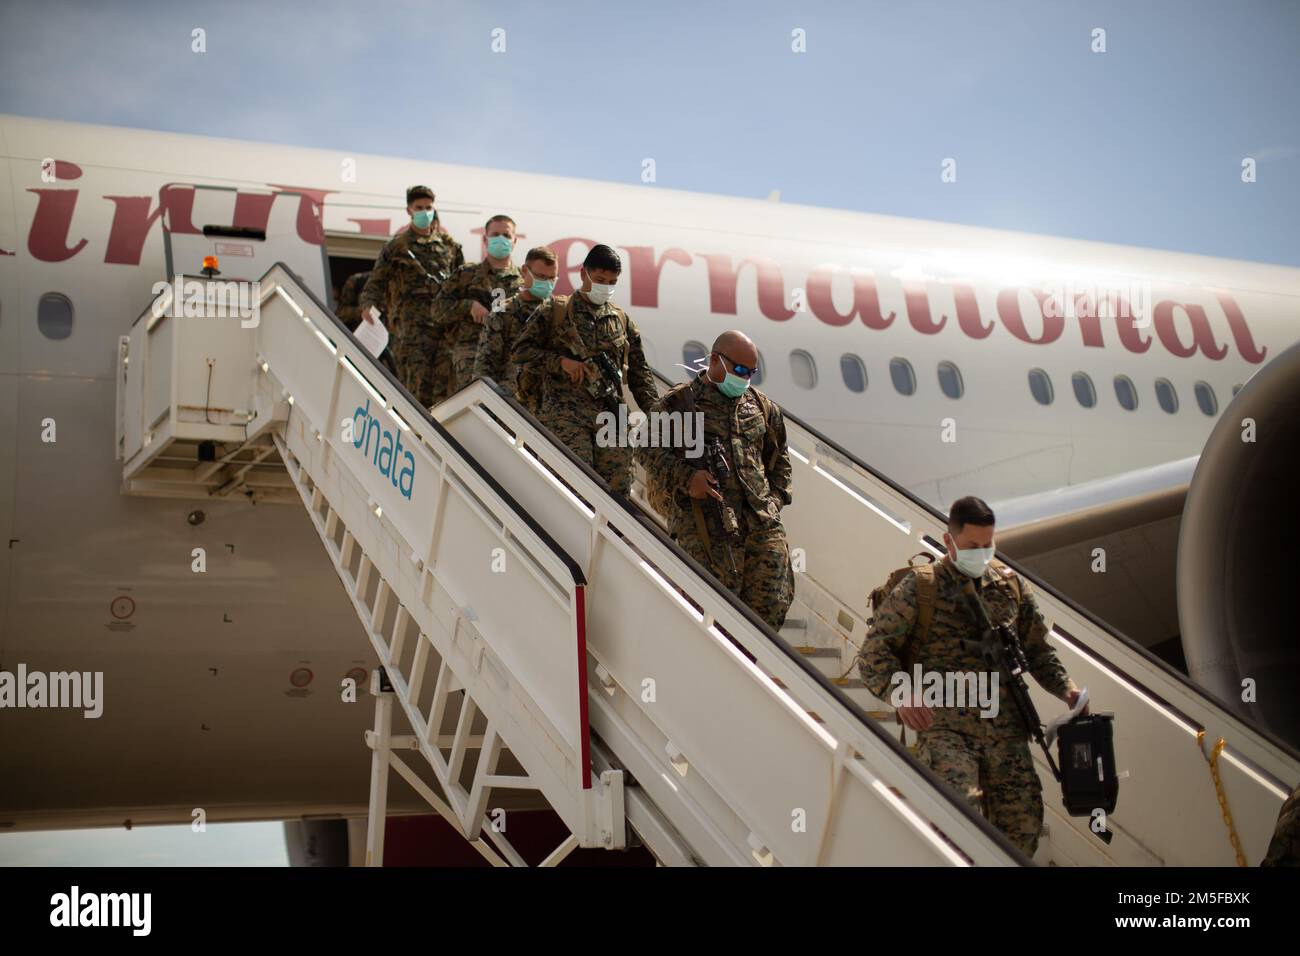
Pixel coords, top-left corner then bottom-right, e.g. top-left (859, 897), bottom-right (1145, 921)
top-left (433, 258), bottom-right (522, 400)
top-left (511, 291), bottom-right (657, 494)
top-left (471, 290), bottom-right (555, 400)
top-left (360, 227), bottom-right (464, 407)
top-left (639, 373), bottom-right (795, 630)
top-left (1262, 782), bottom-right (1300, 866)
top-left (918, 729), bottom-right (1044, 856)
top-left (336, 270), bottom-right (369, 330)
top-left (858, 557), bottom-right (1074, 856)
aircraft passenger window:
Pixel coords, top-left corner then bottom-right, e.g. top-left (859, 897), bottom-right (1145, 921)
top-left (37, 293), bottom-right (74, 340)
top-left (937, 361), bottom-right (964, 399)
top-left (789, 349), bottom-right (817, 389)
top-left (682, 341), bottom-right (707, 379)
top-left (1113, 374), bottom-right (1138, 411)
top-left (1028, 368), bottom-right (1054, 405)
top-left (889, 357), bottom-right (916, 396)
top-left (840, 354), bottom-right (867, 393)
top-left (1194, 381), bottom-right (1218, 416)
top-left (1155, 377), bottom-right (1179, 414)
top-left (752, 351), bottom-right (765, 386)
top-left (1071, 372), bottom-right (1097, 408)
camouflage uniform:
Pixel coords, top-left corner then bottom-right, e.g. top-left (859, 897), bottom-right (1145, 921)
top-left (857, 558), bottom-right (1073, 857)
top-left (360, 227), bottom-right (464, 407)
top-left (512, 292), bottom-right (657, 495)
top-left (336, 270), bottom-right (370, 330)
top-left (1262, 782), bottom-right (1300, 866)
top-left (472, 291), bottom-right (557, 405)
top-left (433, 259), bottom-right (522, 401)
top-left (639, 373), bottom-right (795, 631)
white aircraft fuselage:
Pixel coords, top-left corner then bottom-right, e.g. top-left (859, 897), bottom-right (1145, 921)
top-left (1, 115), bottom-right (1297, 829)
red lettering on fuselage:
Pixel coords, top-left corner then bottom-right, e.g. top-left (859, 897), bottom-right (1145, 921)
top-left (622, 246), bottom-right (692, 308)
top-left (26, 188), bottom-right (87, 262)
top-left (805, 265), bottom-right (896, 329)
top-left (1214, 292), bottom-right (1267, 364)
top-left (952, 283), bottom-right (993, 339)
top-left (347, 218), bottom-right (392, 236)
top-left (699, 253), bottom-right (794, 321)
top-left (548, 237), bottom-right (597, 296)
top-left (265, 185), bottom-right (336, 246)
top-left (103, 185), bottom-right (199, 265)
top-left (18, 162), bottom-right (1269, 363)
top-left (1153, 300), bottom-right (1229, 360)
top-left (996, 288), bottom-right (1065, 345)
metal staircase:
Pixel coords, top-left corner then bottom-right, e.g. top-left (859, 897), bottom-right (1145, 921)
top-left (116, 262), bottom-right (1300, 867)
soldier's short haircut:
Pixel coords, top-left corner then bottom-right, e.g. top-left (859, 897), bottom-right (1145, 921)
top-left (524, 246), bottom-right (557, 267)
top-left (583, 244), bottom-right (622, 274)
top-left (948, 495), bottom-right (996, 531)
top-left (485, 214), bottom-right (516, 232)
top-left (406, 185), bottom-right (435, 205)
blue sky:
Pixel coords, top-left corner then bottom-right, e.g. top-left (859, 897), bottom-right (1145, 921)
top-left (2, 0), bottom-right (1297, 266)
top-left (0, 0), bottom-right (1295, 866)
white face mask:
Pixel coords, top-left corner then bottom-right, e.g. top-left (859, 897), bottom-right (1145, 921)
top-left (953, 546), bottom-right (995, 578)
top-left (585, 282), bottom-right (615, 306)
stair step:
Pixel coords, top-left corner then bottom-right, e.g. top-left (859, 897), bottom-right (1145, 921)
top-left (792, 645), bottom-right (838, 659)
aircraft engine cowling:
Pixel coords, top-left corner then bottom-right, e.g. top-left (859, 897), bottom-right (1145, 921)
top-left (1178, 338), bottom-right (1300, 746)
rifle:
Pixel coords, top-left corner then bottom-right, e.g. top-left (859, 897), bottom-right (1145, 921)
top-left (585, 350), bottom-right (624, 410)
top-left (961, 580), bottom-right (1061, 781)
top-left (403, 249), bottom-right (448, 286)
top-left (703, 438), bottom-right (741, 576)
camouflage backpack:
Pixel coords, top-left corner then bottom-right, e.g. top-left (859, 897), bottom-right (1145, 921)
top-left (867, 553), bottom-right (1022, 663)
top-left (514, 294), bottom-right (570, 413)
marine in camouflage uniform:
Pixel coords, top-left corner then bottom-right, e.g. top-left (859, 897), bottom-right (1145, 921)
top-left (511, 287), bottom-right (658, 496)
top-left (434, 257), bottom-right (521, 400)
top-left (359, 193), bottom-right (463, 408)
top-left (336, 270), bottom-right (370, 330)
top-left (473, 290), bottom-right (561, 405)
top-left (857, 555), bottom-right (1076, 857)
top-left (640, 365), bottom-right (795, 631)
top-left (337, 269), bottom-right (398, 376)
top-left (1261, 782), bottom-right (1300, 866)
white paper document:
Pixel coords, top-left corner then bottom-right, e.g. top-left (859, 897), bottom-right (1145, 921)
top-left (1044, 686), bottom-right (1089, 748)
top-left (353, 314), bottom-right (389, 358)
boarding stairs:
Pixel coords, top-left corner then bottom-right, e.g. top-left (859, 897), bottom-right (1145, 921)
top-left (117, 263), bottom-right (1300, 867)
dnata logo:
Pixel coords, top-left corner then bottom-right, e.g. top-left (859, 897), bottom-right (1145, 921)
top-left (352, 399), bottom-right (415, 499)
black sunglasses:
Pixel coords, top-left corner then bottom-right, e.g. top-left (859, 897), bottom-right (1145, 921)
top-left (714, 351), bottom-right (756, 378)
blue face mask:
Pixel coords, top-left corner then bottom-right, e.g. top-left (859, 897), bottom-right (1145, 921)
top-left (529, 277), bottom-right (556, 298)
top-left (709, 361), bottom-right (750, 398)
top-left (487, 235), bottom-right (513, 259)
top-left (953, 546), bottom-right (995, 578)
top-left (411, 209), bottom-right (435, 229)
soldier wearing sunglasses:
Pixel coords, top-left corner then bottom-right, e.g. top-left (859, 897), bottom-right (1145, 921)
top-left (640, 331), bottom-right (795, 630)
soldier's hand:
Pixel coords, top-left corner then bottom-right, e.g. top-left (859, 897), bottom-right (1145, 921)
top-left (560, 357), bottom-right (587, 385)
top-left (1064, 687), bottom-right (1089, 715)
top-left (896, 704), bottom-right (934, 731)
top-left (470, 301), bottom-right (490, 323)
top-left (688, 469), bottom-right (723, 501)
top-left (363, 306), bottom-right (380, 325)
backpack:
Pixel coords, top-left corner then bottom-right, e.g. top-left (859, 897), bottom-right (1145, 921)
top-left (513, 295), bottom-right (568, 413)
top-left (642, 379), bottom-right (780, 521)
top-left (867, 554), bottom-right (1021, 664)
